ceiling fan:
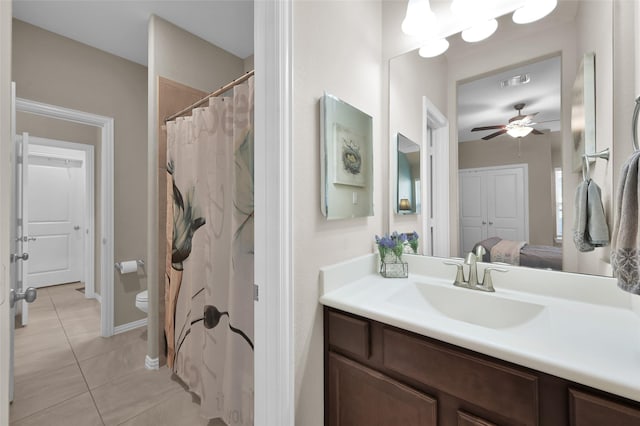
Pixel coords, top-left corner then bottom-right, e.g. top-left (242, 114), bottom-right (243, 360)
top-left (471, 103), bottom-right (545, 140)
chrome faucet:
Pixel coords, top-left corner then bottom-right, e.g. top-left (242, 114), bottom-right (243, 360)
top-left (444, 246), bottom-right (506, 292)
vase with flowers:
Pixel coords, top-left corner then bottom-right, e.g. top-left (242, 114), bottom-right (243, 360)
top-left (375, 231), bottom-right (416, 278)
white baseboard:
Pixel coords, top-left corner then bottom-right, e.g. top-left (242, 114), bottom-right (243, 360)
top-left (113, 317), bottom-right (147, 334)
top-left (145, 355), bottom-right (159, 370)
top-left (93, 293), bottom-right (102, 304)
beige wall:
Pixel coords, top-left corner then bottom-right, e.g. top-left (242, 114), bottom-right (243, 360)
top-left (459, 134), bottom-right (555, 246)
top-left (13, 19), bottom-right (148, 327)
top-left (147, 15), bottom-right (245, 361)
top-left (243, 55), bottom-right (254, 73)
top-left (293, 1), bottom-right (383, 424)
top-left (15, 113), bottom-right (103, 295)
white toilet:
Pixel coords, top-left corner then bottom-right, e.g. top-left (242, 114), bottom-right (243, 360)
top-left (135, 290), bottom-right (148, 313)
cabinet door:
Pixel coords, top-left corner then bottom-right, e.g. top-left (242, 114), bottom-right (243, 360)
top-left (569, 389), bottom-right (640, 426)
top-left (328, 352), bottom-right (437, 426)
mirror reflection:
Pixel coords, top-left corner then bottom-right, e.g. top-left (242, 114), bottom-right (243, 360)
top-left (397, 133), bottom-right (421, 215)
top-left (389, 1), bottom-right (620, 277)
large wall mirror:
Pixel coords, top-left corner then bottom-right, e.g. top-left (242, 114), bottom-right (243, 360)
top-left (388, 1), bottom-right (631, 277)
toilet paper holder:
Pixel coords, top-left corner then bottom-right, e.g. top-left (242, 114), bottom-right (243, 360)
top-left (114, 259), bottom-right (145, 274)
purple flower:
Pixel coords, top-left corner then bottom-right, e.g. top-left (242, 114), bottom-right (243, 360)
top-left (399, 233), bottom-right (408, 243)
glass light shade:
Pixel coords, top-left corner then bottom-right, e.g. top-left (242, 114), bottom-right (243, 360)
top-left (507, 126), bottom-right (534, 138)
top-left (461, 18), bottom-right (498, 43)
top-left (402, 0), bottom-right (437, 38)
top-left (512, 0), bottom-right (558, 24)
top-left (451, 0), bottom-right (495, 17)
top-left (399, 198), bottom-right (411, 210)
top-left (418, 38), bottom-right (449, 58)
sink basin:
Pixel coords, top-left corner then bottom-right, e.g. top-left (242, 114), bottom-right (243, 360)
top-left (388, 282), bottom-right (545, 329)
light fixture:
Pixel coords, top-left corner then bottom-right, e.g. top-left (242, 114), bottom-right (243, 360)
top-left (461, 18), bottom-right (498, 43)
top-left (402, 0), bottom-right (437, 38)
top-left (500, 74), bottom-right (531, 88)
top-left (506, 126), bottom-right (534, 138)
top-left (512, 0), bottom-right (558, 24)
top-left (418, 38), bottom-right (449, 58)
top-left (399, 198), bottom-right (411, 211)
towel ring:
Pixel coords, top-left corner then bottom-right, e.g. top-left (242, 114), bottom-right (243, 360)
top-left (633, 96), bottom-right (640, 152)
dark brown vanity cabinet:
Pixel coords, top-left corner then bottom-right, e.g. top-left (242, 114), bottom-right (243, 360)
top-left (324, 307), bottom-right (640, 426)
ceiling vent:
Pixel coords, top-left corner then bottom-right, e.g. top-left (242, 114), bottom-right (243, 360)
top-left (500, 74), bottom-right (531, 88)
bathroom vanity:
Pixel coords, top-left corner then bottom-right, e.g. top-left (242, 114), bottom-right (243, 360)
top-left (320, 254), bottom-right (640, 425)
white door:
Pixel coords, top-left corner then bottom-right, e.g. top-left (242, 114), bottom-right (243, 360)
top-left (26, 150), bottom-right (84, 288)
top-left (459, 165), bottom-right (528, 255)
top-left (9, 132), bottom-right (39, 402)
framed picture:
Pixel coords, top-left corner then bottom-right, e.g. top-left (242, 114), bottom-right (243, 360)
top-left (320, 93), bottom-right (374, 219)
top-left (334, 123), bottom-right (367, 187)
top-left (571, 52), bottom-right (596, 172)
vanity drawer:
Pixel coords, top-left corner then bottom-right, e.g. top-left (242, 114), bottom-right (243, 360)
top-left (382, 328), bottom-right (539, 426)
top-left (328, 310), bottom-right (371, 359)
top-left (569, 389), bottom-right (640, 426)
top-left (457, 411), bottom-right (497, 426)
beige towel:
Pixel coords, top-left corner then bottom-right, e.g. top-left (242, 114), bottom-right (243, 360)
top-left (611, 151), bottom-right (640, 295)
top-left (490, 239), bottom-right (526, 266)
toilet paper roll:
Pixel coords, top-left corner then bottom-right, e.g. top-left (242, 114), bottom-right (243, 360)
top-left (118, 260), bottom-right (139, 274)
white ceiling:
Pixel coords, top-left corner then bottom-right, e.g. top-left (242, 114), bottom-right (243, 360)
top-left (457, 55), bottom-right (562, 142)
top-left (12, 0), bottom-right (254, 66)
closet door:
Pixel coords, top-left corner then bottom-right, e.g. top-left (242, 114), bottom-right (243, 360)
top-left (459, 165), bottom-right (528, 256)
top-left (459, 171), bottom-right (488, 255)
top-left (486, 167), bottom-right (526, 242)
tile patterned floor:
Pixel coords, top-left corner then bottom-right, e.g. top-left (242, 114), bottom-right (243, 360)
top-left (10, 283), bottom-right (223, 425)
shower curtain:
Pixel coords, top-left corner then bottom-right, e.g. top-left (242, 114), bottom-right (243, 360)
top-left (165, 77), bottom-right (254, 423)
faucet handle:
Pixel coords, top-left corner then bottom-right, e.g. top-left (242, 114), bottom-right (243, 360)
top-left (443, 261), bottom-right (466, 286)
top-left (480, 267), bottom-right (508, 292)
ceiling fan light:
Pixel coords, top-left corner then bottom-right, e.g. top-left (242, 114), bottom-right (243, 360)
top-left (512, 0), bottom-right (558, 24)
top-left (402, 0), bottom-right (437, 38)
top-left (418, 38), bottom-right (450, 58)
top-left (461, 18), bottom-right (498, 43)
top-left (507, 126), bottom-right (534, 138)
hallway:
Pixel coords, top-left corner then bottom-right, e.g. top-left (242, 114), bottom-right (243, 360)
top-left (10, 283), bottom-right (217, 425)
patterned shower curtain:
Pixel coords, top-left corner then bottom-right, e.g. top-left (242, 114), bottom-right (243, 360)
top-left (165, 77), bottom-right (254, 423)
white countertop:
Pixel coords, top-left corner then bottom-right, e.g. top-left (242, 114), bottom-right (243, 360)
top-left (319, 254), bottom-right (640, 403)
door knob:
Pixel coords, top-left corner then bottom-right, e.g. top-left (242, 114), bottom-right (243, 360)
top-left (74, 225), bottom-right (81, 230)
top-left (11, 252), bottom-right (29, 262)
top-left (482, 221), bottom-right (487, 225)
top-left (10, 287), bottom-right (37, 308)
top-left (489, 221), bottom-right (494, 225)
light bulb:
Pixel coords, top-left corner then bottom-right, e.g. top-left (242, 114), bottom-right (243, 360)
top-left (402, 0), bottom-right (437, 38)
top-left (512, 0), bottom-right (558, 24)
top-left (461, 18), bottom-right (498, 43)
top-left (418, 38), bottom-right (449, 58)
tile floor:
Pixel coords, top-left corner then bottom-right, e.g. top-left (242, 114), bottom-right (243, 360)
top-left (10, 283), bottom-right (223, 426)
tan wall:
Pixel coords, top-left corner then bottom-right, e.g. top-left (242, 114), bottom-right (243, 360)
top-left (12, 19), bottom-right (148, 327)
top-left (243, 55), bottom-right (254, 73)
top-left (15, 113), bottom-right (103, 295)
top-left (459, 134), bottom-right (555, 246)
top-left (147, 15), bottom-right (244, 361)
top-left (292, 2), bottom-right (383, 424)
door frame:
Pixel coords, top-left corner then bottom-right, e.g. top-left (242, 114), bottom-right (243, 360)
top-left (27, 137), bottom-right (95, 298)
top-left (15, 98), bottom-right (115, 337)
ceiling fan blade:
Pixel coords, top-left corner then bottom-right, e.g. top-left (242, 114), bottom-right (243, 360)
top-left (524, 112), bottom-right (539, 120)
top-left (531, 129), bottom-right (545, 135)
top-left (482, 130), bottom-right (507, 140)
top-left (472, 125), bottom-right (505, 131)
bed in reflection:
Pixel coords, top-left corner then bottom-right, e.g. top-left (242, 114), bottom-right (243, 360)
top-left (473, 237), bottom-right (563, 271)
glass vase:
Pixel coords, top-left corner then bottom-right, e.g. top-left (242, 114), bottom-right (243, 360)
top-left (379, 252), bottom-right (408, 278)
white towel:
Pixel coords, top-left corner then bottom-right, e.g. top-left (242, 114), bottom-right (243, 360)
top-left (611, 151), bottom-right (640, 295)
top-left (573, 179), bottom-right (609, 252)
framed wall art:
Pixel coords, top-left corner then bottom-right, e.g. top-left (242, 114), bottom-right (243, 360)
top-left (320, 93), bottom-right (374, 219)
